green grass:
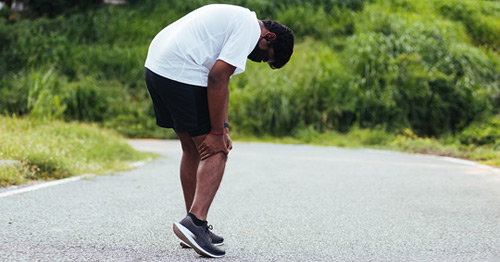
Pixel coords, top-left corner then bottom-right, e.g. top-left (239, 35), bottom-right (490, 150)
top-left (2, 114), bottom-right (496, 187)
top-left (0, 116), bottom-right (155, 187)
top-left (231, 127), bottom-right (500, 168)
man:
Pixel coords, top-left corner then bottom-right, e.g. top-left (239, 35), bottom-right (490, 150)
top-left (144, 4), bottom-right (294, 258)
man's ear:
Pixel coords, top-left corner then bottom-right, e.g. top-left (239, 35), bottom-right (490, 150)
top-left (264, 32), bottom-right (277, 41)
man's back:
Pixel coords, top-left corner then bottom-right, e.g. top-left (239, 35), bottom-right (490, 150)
top-left (145, 4), bottom-right (261, 86)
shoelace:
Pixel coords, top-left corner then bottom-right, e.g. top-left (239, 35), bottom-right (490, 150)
top-left (205, 224), bottom-right (213, 242)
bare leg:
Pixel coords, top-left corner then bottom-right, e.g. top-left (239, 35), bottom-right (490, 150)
top-left (177, 133), bottom-right (201, 213)
top-left (189, 135), bottom-right (227, 221)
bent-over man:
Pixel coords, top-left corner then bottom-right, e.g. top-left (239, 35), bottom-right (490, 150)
top-left (144, 4), bottom-right (294, 258)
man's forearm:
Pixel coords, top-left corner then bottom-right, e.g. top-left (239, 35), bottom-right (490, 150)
top-left (207, 79), bottom-right (229, 134)
top-left (206, 60), bottom-right (235, 134)
top-left (224, 90), bottom-right (229, 132)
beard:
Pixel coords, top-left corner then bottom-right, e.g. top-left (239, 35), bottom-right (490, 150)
top-left (247, 43), bottom-right (267, 62)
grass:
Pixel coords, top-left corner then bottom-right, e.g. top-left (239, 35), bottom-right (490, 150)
top-left (1, 115), bottom-right (496, 187)
top-left (0, 116), bottom-right (156, 187)
top-left (231, 127), bottom-right (500, 168)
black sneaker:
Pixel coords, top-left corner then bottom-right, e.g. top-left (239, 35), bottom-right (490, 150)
top-left (173, 216), bottom-right (225, 258)
top-left (180, 225), bottom-right (224, 248)
top-left (209, 227), bottom-right (224, 246)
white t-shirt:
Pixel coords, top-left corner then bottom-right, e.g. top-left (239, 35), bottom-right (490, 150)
top-left (144, 4), bottom-right (261, 87)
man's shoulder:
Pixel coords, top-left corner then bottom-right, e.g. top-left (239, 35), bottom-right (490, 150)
top-left (196, 4), bottom-right (255, 19)
top-left (199, 4), bottom-right (251, 12)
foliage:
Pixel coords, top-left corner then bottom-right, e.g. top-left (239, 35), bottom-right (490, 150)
top-left (344, 10), bottom-right (497, 135)
top-left (13, 0), bottom-right (103, 18)
top-left (437, 0), bottom-right (500, 48)
top-left (276, 4), bottom-right (356, 41)
top-left (0, 0), bottom-right (499, 140)
top-left (230, 39), bottom-right (355, 135)
top-left (459, 115), bottom-right (500, 147)
top-left (232, 126), bottom-right (500, 167)
top-left (0, 163), bottom-right (33, 187)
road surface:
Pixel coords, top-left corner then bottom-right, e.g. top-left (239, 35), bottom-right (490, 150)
top-left (1, 139), bottom-right (500, 261)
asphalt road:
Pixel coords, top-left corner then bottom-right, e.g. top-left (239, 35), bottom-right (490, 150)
top-left (1, 139), bottom-right (500, 261)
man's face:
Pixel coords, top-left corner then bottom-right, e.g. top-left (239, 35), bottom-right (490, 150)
top-left (264, 46), bottom-right (275, 64)
top-left (248, 38), bottom-right (275, 65)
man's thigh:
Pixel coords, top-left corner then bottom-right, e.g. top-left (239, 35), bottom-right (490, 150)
top-left (145, 68), bottom-right (211, 136)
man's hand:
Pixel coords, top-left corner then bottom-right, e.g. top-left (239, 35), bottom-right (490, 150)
top-left (225, 133), bottom-right (233, 152)
top-left (198, 134), bottom-right (229, 160)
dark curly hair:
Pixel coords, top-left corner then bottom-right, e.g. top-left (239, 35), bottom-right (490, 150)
top-left (262, 20), bottom-right (294, 69)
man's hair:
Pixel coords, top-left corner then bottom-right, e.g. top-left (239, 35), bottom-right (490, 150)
top-left (262, 20), bottom-right (294, 69)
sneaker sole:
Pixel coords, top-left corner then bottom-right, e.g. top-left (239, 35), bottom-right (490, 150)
top-left (180, 240), bottom-right (223, 248)
top-left (173, 222), bottom-right (225, 258)
top-left (180, 240), bottom-right (191, 248)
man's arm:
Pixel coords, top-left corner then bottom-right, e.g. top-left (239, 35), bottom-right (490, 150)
top-left (207, 60), bottom-right (235, 133)
top-left (197, 60), bottom-right (235, 160)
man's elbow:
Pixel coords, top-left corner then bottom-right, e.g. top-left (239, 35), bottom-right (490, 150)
top-left (207, 73), bottom-right (229, 88)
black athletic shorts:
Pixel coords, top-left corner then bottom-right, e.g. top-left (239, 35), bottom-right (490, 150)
top-left (145, 67), bottom-right (211, 137)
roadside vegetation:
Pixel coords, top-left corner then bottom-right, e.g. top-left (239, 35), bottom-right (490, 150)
top-left (0, 0), bottom-right (499, 185)
top-left (0, 116), bottom-right (154, 186)
top-left (232, 125), bottom-right (500, 167)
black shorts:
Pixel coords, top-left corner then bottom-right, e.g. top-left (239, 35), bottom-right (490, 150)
top-left (145, 67), bottom-right (211, 137)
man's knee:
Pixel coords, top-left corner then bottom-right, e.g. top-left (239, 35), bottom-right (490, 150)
top-left (189, 134), bottom-right (229, 161)
top-left (177, 133), bottom-right (200, 156)
top-left (203, 151), bottom-right (228, 162)
top-left (180, 141), bottom-right (199, 156)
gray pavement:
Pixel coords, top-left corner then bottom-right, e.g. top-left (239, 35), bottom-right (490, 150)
top-left (1, 139), bottom-right (500, 261)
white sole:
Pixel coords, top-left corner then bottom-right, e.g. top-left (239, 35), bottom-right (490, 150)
top-left (180, 240), bottom-right (191, 248)
top-left (173, 222), bottom-right (225, 258)
top-left (180, 240), bottom-right (223, 248)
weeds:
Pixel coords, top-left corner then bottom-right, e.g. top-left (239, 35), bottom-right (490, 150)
top-left (232, 125), bottom-right (500, 167)
top-left (0, 116), bottom-right (155, 187)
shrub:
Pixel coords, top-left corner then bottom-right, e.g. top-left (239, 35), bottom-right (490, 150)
top-left (0, 76), bottom-right (31, 116)
top-left (229, 40), bottom-right (354, 135)
top-left (344, 7), bottom-right (498, 136)
top-left (15, 0), bottom-right (103, 18)
top-left (437, 0), bottom-right (500, 47)
top-left (276, 5), bottom-right (355, 41)
top-left (281, 0), bottom-right (369, 11)
top-left (62, 77), bottom-right (119, 122)
top-left (1, 0), bottom-right (499, 140)
top-left (0, 165), bottom-right (27, 187)
top-left (0, 18), bottom-right (70, 73)
top-left (459, 115), bottom-right (500, 146)
top-left (276, 5), bottom-right (333, 40)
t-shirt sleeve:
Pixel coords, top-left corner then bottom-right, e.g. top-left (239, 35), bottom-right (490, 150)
top-left (217, 12), bottom-right (260, 75)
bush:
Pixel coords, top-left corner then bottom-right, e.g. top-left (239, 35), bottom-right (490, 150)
top-left (281, 0), bottom-right (369, 11)
top-left (0, 165), bottom-right (27, 187)
top-left (1, 0), bottom-right (499, 140)
top-left (103, 98), bottom-right (176, 139)
top-left (0, 18), bottom-right (70, 73)
top-left (62, 77), bottom-right (120, 122)
top-left (0, 67), bottom-right (139, 125)
top-left (343, 7), bottom-right (498, 136)
top-left (437, 0), bottom-right (500, 47)
top-left (0, 76), bottom-right (31, 116)
top-left (16, 0), bottom-right (103, 18)
top-left (459, 115), bottom-right (500, 146)
top-left (230, 39), bottom-right (354, 135)
top-left (276, 5), bottom-right (355, 41)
